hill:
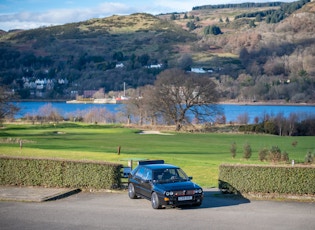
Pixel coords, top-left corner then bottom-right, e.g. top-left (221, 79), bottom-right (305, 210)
top-left (0, 1), bottom-right (314, 103)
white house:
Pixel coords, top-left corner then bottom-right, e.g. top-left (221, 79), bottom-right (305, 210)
top-left (190, 67), bottom-right (213, 73)
top-left (147, 64), bottom-right (162, 68)
top-left (115, 63), bottom-right (124, 68)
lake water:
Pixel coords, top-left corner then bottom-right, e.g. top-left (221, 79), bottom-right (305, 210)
top-left (14, 101), bottom-right (315, 124)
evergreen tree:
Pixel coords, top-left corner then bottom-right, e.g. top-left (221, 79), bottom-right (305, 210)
top-left (186, 21), bottom-right (196, 31)
top-left (255, 14), bottom-right (262, 22)
top-left (249, 20), bottom-right (256, 28)
top-left (204, 25), bottom-right (222, 35)
top-left (243, 143), bottom-right (252, 159)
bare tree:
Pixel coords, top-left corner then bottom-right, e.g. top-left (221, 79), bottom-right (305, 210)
top-left (287, 112), bottom-right (298, 136)
top-left (122, 86), bottom-right (152, 125)
top-left (142, 68), bottom-right (220, 131)
top-left (237, 112), bottom-right (250, 124)
top-left (0, 86), bottom-right (20, 124)
top-left (93, 88), bottom-right (105, 99)
top-left (38, 103), bottom-right (62, 123)
top-left (275, 112), bottom-right (286, 136)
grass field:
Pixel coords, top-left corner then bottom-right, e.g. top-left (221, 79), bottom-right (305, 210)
top-left (1, 123), bottom-right (314, 187)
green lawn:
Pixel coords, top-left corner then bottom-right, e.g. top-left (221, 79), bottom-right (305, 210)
top-left (1, 123), bottom-right (314, 187)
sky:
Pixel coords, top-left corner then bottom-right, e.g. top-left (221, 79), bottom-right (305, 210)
top-left (0, 0), bottom-right (294, 31)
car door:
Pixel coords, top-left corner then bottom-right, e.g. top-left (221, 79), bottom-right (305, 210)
top-left (133, 167), bottom-right (152, 199)
top-left (140, 168), bottom-right (152, 199)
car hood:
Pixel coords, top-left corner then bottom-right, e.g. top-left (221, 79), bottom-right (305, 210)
top-left (154, 181), bottom-right (201, 191)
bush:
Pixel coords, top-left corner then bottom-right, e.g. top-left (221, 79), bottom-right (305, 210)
top-left (243, 142), bottom-right (252, 159)
top-left (204, 25), bottom-right (222, 35)
top-left (281, 151), bottom-right (290, 163)
top-left (291, 141), bottom-right (298, 147)
top-left (268, 146), bottom-right (282, 162)
top-left (0, 156), bottom-right (122, 189)
top-left (258, 148), bottom-right (268, 161)
top-left (219, 164), bottom-right (315, 195)
top-left (259, 146), bottom-right (289, 163)
top-left (304, 151), bottom-right (314, 164)
top-left (230, 142), bottom-right (237, 158)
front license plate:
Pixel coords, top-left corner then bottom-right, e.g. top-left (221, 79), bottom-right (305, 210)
top-left (178, 196), bottom-right (193, 201)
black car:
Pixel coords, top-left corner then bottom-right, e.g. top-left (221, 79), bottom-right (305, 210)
top-left (127, 160), bottom-right (203, 209)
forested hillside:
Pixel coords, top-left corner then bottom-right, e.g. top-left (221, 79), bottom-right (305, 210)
top-left (0, 0), bottom-right (314, 103)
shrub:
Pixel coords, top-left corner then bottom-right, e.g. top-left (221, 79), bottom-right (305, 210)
top-left (204, 25), bottom-right (222, 35)
top-left (0, 156), bottom-right (122, 189)
top-left (281, 151), bottom-right (289, 163)
top-left (268, 146), bottom-right (282, 162)
top-left (304, 151), bottom-right (314, 164)
top-left (219, 164), bottom-right (315, 195)
top-left (258, 148), bottom-right (268, 161)
top-left (291, 140), bottom-right (298, 147)
top-left (230, 142), bottom-right (237, 158)
top-left (243, 142), bottom-right (252, 159)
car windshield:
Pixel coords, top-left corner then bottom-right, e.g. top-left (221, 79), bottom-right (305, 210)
top-left (152, 168), bottom-right (189, 183)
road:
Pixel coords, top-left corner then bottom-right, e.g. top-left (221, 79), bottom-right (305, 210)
top-left (0, 190), bottom-right (314, 230)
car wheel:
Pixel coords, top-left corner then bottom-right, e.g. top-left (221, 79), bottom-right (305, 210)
top-left (193, 202), bottom-right (202, 207)
top-left (128, 183), bottom-right (136, 199)
top-left (151, 192), bottom-right (161, 209)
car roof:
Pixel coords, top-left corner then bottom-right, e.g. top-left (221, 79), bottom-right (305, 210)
top-left (140, 164), bottom-right (179, 170)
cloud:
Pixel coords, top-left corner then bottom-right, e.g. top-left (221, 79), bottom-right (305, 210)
top-left (153, 0), bottom-right (213, 12)
top-left (0, 2), bottom-right (134, 31)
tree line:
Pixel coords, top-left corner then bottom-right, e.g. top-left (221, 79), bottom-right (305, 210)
top-left (238, 112), bottom-right (315, 136)
top-left (234, 0), bottom-right (310, 24)
top-left (192, 2), bottom-right (284, 10)
top-left (2, 69), bottom-right (314, 135)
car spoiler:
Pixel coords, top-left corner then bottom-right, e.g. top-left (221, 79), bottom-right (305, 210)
top-left (138, 160), bottom-right (164, 165)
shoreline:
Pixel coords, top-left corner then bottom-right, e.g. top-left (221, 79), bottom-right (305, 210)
top-left (218, 100), bottom-right (315, 106)
top-left (12, 99), bottom-right (315, 106)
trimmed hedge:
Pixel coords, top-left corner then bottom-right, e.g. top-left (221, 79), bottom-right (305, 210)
top-left (219, 164), bottom-right (315, 195)
top-left (0, 156), bottom-right (122, 189)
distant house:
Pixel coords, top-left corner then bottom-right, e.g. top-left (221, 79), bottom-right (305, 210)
top-left (147, 64), bottom-right (162, 69)
top-left (115, 63), bottom-right (124, 68)
top-left (35, 79), bottom-right (45, 89)
top-left (58, 79), bottom-right (65, 84)
top-left (190, 67), bottom-right (213, 74)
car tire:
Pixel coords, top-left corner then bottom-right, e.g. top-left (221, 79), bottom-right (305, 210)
top-left (128, 183), bottom-right (136, 199)
top-left (193, 202), bottom-right (202, 207)
top-left (151, 192), bottom-right (161, 209)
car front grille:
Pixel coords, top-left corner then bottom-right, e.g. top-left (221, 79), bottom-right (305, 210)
top-left (174, 190), bottom-right (195, 196)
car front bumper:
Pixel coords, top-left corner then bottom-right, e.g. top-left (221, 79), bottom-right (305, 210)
top-left (160, 193), bottom-right (203, 207)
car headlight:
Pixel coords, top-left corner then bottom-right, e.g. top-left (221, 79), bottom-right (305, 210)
top-left (165, 191), bottom-right (174, 196)
top-left (195, 189), bottom-right (203, 194)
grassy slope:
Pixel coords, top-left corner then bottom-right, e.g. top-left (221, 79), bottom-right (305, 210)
top-left (0, 123), bottom-right (314, 187)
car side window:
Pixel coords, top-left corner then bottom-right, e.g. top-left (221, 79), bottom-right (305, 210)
top-left (135, 167), bottom-right (146, 179)
top-left (135, 167), bottom-right (152, 181)
top-left (143, 169), bottom-right (152, 181)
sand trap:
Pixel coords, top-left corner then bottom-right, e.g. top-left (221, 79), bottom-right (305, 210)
top-left (138, 130), bottom-right (173, 135)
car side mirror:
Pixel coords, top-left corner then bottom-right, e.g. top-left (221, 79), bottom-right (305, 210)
top-left (188, 176), bottom-right (193, 181)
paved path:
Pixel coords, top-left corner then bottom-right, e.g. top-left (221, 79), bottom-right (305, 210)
top-left (0, 186), bottom-right (80, 202)
top-left (0, 187), bottom-right (314, 230)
